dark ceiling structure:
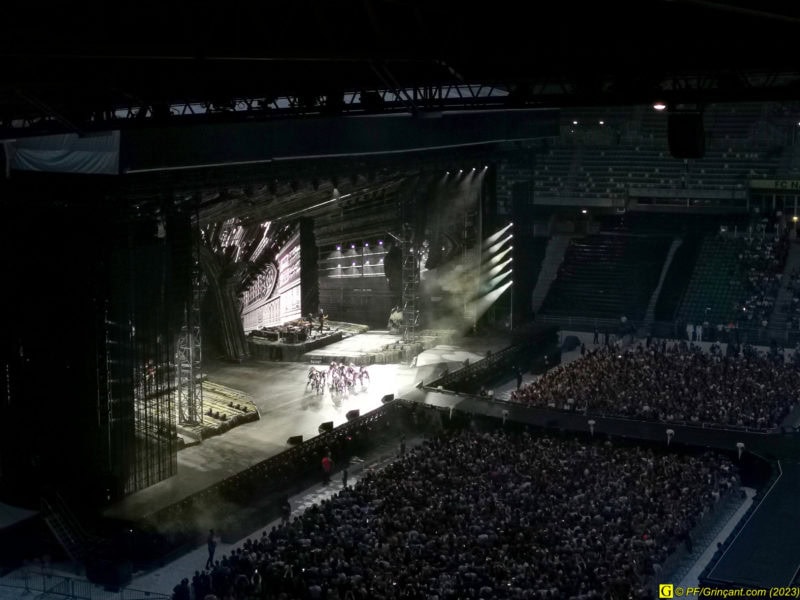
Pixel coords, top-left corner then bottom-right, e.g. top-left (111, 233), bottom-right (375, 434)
top-left (2, 0), bottom-right (799, 138)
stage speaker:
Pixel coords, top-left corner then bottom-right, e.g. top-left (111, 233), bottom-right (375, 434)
top-left (287, 435), bottom-right (303, 445)
top-left (346, 409), bottom-right (360, 421)
top-left (381, 394), bottom-right (395, 404)
top-left (668, 112), bottom-right (705, 159)
top-left (318, 421), bottom-right (334, 433)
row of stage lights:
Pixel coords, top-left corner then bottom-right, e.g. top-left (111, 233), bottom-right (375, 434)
top-left (469, 221), bottom-right (515, 326)
top-left (445, 165), bottom-right (489, 176)
top-left (334, 240), bottom-right (384, 251)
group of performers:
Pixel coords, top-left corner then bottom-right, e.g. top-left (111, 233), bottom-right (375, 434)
top-left (306, 361), bottom-right (370, 394)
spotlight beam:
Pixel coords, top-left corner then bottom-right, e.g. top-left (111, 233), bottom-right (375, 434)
top-left (482, 246), bottom-right (512, 268)
top-left (486, 233), bottom-right (512, 256)
top-left (486, 257), bottom-right (512, 278)
top-left (483, 223), bottom-right (513, 247)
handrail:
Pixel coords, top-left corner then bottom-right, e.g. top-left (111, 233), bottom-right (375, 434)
top-left (0, 569), bottom-right (170, 600)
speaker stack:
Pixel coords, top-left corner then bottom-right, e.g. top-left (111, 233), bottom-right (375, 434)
top-left (287, 435), bottom-right (303, 445)
top-left (346, 409), bottom-right (360, 421)
top-left (318, 421), bottom-right (334, 434)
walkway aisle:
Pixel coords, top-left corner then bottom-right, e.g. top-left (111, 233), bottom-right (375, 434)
top-left (677, 487), bottom-right (756, 589)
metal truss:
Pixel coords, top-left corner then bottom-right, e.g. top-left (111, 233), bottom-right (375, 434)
top-left (401, 222), bottom-right (419, 344)
top-left (175, 236), bottom-right (204, 426)
top-left (6, 68), bottom-right (800, 138)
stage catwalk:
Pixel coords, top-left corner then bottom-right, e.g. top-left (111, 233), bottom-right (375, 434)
top-left (103, 332), bottom-right (508, 522)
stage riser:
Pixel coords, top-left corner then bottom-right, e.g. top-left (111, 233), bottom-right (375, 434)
top-left (248, 331), bottom-right (344, 362)
top-left (306, 348), bottom-right (407, 366)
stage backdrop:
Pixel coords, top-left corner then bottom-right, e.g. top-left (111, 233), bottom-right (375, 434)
top-left (241, 227), bottom-right (303, 331)
top-left (317, 240), bottom-right (394, 328)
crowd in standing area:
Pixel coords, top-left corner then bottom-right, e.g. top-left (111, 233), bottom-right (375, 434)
top-left (173, 429), bottom-right (738, 600)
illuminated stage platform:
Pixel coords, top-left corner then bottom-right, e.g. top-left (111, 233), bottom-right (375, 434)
top-left (303, 329), bottom-right (457, 366)
top-left (101, 332), bottom-right (508, 524)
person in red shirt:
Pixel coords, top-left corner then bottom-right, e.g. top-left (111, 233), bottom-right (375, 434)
top-left (321, 453), bottom-right (333, 485)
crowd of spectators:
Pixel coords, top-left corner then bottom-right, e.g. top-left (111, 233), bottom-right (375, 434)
top-left (173, 430), bottom-right (738, 600)
top-left (509, 342), bottom-right (799, 430)
top-left (733, 232), bottom-right (789, 326)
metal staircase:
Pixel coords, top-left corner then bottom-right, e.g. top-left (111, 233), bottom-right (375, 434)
top-left (641, 237), bottom-right (684, 332)
top-left (531, 235), bottom-right (572, 313)
top-left (41, 494), bottom-right (101, 567)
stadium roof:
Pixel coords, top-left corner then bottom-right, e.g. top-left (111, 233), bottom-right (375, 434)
top-left (1, 0), bottom-right (799, 137)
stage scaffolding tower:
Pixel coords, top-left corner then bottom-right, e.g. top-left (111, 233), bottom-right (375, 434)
top-left (401, 222), bottom-right (419, 343)
top-left (176, 225), bottom-right (204, 425)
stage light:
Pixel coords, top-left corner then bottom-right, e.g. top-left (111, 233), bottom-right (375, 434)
top-left (581, 209), bottom-right (588, 214)
top-left (487, 257), bottom-right (512, 277)
top-left (364, 242), bottom-right (369, 247)
top-left (653, 102), bottom-right (667, 111)
top-left (487, 234), bottom-right (512, 255)
top-left (459, 169), bottom-right (463, 173)
top-left (572, 120), bottom-right (578, 125)
top-left (484, 246), bottom-right (512, 267)
top-left (471, 167), bottom-right (475, 171)
top-left (467, 279), bottom-right (514, 321)
top-left (352, 261), bottom-right (356, 266)
top-left (486, 268), bottom-right (512, 289)
top-left (599, 120), bottom-right (604, 125)
top-left (351, 243), bottom-right (355, 249)
top-left (336, 245), bottom-right (341, 251)
top-left (378, 240), bottom-right (383, 245)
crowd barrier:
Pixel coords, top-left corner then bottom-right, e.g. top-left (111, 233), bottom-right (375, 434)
top-left (417, 387), bottom-right (800, 460)
top-left (0, 568), bottom-right (169, 600)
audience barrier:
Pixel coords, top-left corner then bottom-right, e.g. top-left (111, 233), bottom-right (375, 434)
top-left (141, 401), bottom-right (419, 542)
top-left (418, 387), bottom-right (800, 460)
top-left (0, 567), bottom-right (170, 600)
top-left (426, 325), bottom-right (558, 393)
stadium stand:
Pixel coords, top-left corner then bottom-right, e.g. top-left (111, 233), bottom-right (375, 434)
top-left (539, 234), bottom-right (671, 321)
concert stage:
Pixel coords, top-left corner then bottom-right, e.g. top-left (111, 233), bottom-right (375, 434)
top-left (101, 331), bottom-right (509, 524)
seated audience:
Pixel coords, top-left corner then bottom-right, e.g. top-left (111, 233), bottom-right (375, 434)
top-left (510, 342), bottom-right (799, 430)
top-left (173, 430), bottom-right (738, 600)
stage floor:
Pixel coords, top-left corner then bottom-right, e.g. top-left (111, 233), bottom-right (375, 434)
top-left (302, 329), bottom-right (405, 360)
top-left (103, 331), bottom-right (509, 522)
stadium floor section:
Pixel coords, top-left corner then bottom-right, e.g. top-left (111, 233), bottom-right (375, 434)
top-left (704, 461), bottom-right (800, 587)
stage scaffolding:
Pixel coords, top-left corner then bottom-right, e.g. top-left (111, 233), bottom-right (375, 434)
top-left (176, 237), bottom-right (204, 425)
top-left (401, 226), bottom-right (419, 343)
